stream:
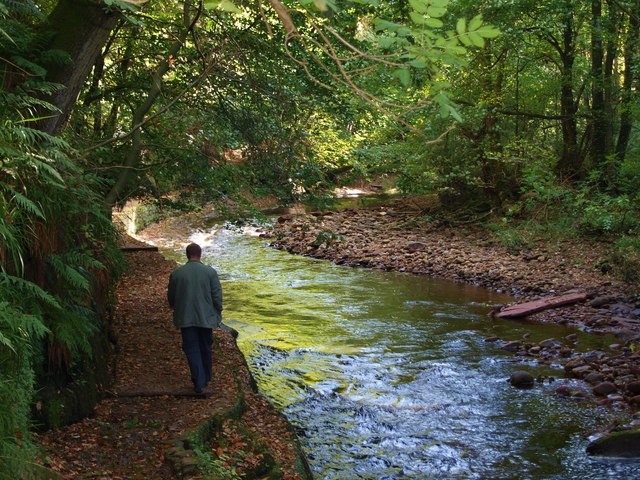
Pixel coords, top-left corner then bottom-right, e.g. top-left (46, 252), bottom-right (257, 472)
top-left (155, 222), bottom-right (638, 479)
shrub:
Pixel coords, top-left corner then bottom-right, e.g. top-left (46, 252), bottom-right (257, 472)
top-left (608, 236), bottom-right (640, 284)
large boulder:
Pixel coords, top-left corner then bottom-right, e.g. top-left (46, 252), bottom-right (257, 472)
top-left (587, 430), bottom-right (640, 458)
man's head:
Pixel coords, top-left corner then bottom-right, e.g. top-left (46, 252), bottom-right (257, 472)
top-left (186, 243), bottom-right (202, 260)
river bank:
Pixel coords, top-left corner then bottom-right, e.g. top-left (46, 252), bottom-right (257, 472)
top-left (265, 200), bottom-right (640, 412)
top-left (38, 242), bottom-right (312, 479)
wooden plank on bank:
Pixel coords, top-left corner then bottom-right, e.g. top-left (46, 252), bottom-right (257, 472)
top-left (119, 246), bottom-right (159, 252)
top-left (108, 390), bottom-right (208, 398)
top-left (497, 292), bottom-right (589, 319)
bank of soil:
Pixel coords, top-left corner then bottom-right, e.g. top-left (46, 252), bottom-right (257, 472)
top-left (266, 201), bottom-right (640, 410)
top-left (38, 241), bottom-right (311, 479)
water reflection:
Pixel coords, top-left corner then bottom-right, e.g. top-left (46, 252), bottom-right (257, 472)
top-left (158, 224), bottom-right (636, 479)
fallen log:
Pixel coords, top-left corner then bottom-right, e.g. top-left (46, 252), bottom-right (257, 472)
top-left (496, 292), bottom-right (589, 319)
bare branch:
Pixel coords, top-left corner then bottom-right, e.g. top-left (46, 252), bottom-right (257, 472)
top-left (267, 0), bottom-right (296, 35)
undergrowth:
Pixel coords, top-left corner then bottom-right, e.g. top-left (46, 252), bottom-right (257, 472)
top-left (0, 2), bottom-right (123, 475)
top-left (486, 170), bottom-right (640, 284)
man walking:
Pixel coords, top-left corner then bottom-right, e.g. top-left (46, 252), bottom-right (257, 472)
top-left (167, 242), bottom-right (223, 394)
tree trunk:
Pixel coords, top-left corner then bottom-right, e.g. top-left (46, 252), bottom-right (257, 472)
top-left (84, 21), bottom-right (123, 135)
top-left (41, 0), bottom-right (120, 135)
top-left (103, 0), bottom-right (200, 210)
top-left (602, 1), bottom-right (620, 157)
top-left (591, 0), bottom-right (606, 167)
top-left (616, 0), bottom-right (639, 162)
top-left (555, 6), bottom-right (581, 180)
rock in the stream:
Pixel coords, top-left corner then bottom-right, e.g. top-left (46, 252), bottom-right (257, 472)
top-left (510, 371), bottom-right (534, 389)
top-left (590, 295), bottom-right (618, 308)
top-left (555, 385), bottom-right (588, 399)
top-left (539, 338), bottom-right (560, 348)
top-left (586, 429), bottom-right (640, 458)
top-left (592, 381), bottom-right (617, 396)
top-left (584, 372), bottom-right (605, 385)
top-left (626, 381), bottom-right (640, 395)
top-left (502, 341), bottom-right (522, 353)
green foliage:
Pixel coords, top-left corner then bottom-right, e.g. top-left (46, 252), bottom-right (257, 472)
top-left (617, 151), bottom-right (640, 195)
top-left (313, 228), bottom-right (345, 248)
top-left (0, 1), bottom-right (124, 474)
top-left (193, 447), bottom-right (241, 480)
top-left (607, 236), bottom-right (640, 284)
top-left (486, 222), bottom-right (529, 254)
top-left (575, 191), bottom-right (639, 236)
top-left (487, 167), bottom-right (639, 282)
top-left (0, 276), bottom-right (50, 475)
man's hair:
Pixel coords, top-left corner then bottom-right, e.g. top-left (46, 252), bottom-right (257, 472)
top-left (186, 243), bottom-right (202, 259)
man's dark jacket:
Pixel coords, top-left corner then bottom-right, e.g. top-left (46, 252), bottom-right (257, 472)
top-left (167, 260), bottom-right (223, 329)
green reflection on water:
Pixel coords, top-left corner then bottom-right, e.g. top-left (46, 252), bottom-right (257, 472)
top-left (159, 225), bottom-right (633, 479)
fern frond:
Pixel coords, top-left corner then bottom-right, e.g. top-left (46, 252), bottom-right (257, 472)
top-left (16, 312), bottom-right (49, 339)
top-left (46, 255), bottom-right (90, 293)
top-left (20, 79), bottom-right (65, 96)
top-left (0, 330), bottom-right (15, 353)
top-left (59, 250), bottom-right (106, 271)
top-left (0, 301), bottom-right (49, 344)
top-left (25, 154), bottom-right (66, 184)
top-left (5, 124), bottom-right (38, 147)
top-left (37, 48), bottom-right (71, 68)
top-left (9, 55), bottom-right (46, 77)
top-left (0, 144), bottom-right (21, 159)
top-left (0, 273), bottom-right (61, 309)
top-left (0, 220), bottom-right (23, 274)
top-left (0, 184), bottom-right (44, 219)
top-left (1, 0), bottom-right (44, 21)
top-left (3, 92), bottom-right (60, 113)
top-left (0, 23), bottom-right (14, 45)
top-left (13, 127), bottom-right (71, 150)
top-left (46, 308), bottom-right (95, 355)
top-left (0, 18), bottom-right (30, 51)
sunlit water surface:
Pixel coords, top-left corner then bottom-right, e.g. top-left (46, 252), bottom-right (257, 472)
top-left (156, 224), bottom-right (638, 479)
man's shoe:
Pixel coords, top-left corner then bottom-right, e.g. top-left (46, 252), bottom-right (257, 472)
top-left (194, 387), bottom-right (203, 394)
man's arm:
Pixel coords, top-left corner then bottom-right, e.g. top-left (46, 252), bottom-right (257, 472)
top-left (210, 271), bottom-right (223, 314)
top-left (167, 273), bottom-right (175, 308)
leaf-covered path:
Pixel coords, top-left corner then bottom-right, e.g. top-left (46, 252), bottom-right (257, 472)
top-left (38, 247), bottom-right (311, 479)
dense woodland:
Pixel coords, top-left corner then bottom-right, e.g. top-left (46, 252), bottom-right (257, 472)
top-left (0, 0), bottom-right (638, 475)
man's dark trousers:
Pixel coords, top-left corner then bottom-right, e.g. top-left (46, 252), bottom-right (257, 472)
top-left (181, 326), bottom-right (213, 390)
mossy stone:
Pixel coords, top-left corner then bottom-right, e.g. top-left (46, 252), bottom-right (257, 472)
top-left (587, 429), bottom-right (640, 458)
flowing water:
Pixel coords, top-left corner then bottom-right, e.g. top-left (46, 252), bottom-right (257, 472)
top-left (156, 223), bottom-right (638, 479)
